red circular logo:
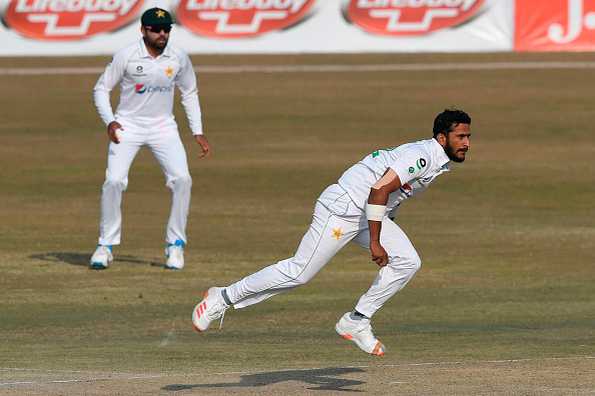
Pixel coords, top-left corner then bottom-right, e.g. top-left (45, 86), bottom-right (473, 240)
top-left (4, 0), bottom-right (144, 41)
top-left (176, 0), bottom-right (317, 38)
top-left (345, 0), bottom-right (485, 36)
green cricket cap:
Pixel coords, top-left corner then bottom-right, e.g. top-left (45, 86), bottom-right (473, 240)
top-left (141, 8), bottom-right (173, 26)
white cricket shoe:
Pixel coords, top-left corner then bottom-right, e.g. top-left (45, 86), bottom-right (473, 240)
top-left (335, 312), bottom-right (385, 356)
top-left (90, 245), bottom-right (113, 270)
top-left (165, 240), bottom-right (185, 270)
top-left (192, 287), bottom-right (229, 332)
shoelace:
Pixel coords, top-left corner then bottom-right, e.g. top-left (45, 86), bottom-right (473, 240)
top-left (206, 302), bottom-right (228, 330)
top-left (218, 310), bottom-right (225, 330)
top-left (354, 320), bottom-right (373, 336)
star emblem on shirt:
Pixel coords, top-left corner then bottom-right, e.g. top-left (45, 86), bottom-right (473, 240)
top-left (165, 66), bottom-right (174, 78)
top-left (156, 10), bottom-right (166, 18)
top-left (332, 228), bottom-right (343, 240)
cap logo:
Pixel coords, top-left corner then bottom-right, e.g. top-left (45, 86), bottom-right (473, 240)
top-left (156, 9), bottom-right (166, 18)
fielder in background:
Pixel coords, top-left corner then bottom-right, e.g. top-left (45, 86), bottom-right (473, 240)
top-left (90, 7), bottom-right (210, 270)
top-left (192, 109), bottom-right (471, 356)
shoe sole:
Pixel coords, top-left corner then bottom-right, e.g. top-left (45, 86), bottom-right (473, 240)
top-left (335, 325), bottom-right (385, 356)
top-left (90, 262), bottom-right (108, 270)
top-left (192, 290), bottom-right (210, 333)
top-left (372, 342), bottom-right (385, 356)
top-left (90, 254), bottom-right (112, 270)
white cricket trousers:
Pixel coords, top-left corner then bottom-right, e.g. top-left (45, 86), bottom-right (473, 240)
top-left (98, 122), bottom-right (192, 246)
top-left (225, 184), bottom-right (422, 318)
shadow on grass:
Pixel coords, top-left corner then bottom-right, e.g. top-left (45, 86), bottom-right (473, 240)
top-left (29, 252), bottom-right (163, 267)
top-left (162, 367), bottom-right (365, 392)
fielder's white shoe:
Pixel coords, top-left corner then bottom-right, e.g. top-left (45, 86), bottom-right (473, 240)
top-left (192, 287), bottom-right (229, 332)
top-left (90, 245), bottom-right (113, 270)
top-left (335, 312), bottom-right (385, 356)
top-left (165, 240), bottom-right (185, 270)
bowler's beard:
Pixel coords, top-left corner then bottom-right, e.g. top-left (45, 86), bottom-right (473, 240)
top-left (445, 141), bottom-right (466, 163)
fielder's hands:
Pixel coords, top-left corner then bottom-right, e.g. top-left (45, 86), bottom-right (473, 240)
top-left (107, 121), bottom-right (123, 144)
top-left (370, 240), bottom-right (388, 267)
top-left (194, 135), bottom-right (211, 158)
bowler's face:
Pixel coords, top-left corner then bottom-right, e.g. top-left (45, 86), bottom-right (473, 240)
top-left (445, 123), bottom-right (471, 163)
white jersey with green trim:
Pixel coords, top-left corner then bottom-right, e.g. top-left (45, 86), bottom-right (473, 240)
top-left (93, 39), bottom-right (204, 135)
top-left (337, 138), bottom-right (451, 212)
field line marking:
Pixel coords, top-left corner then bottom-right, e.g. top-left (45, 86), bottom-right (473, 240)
top-left (0, 375), bottom-right (162, 387)
top-left (0, 381), bottom-right (35, 386)
top-left (0, 368), bottom-right (89, 373)
top-left (2, 61), bottom-right (595, 76)
top-left (1, 356), bottom-right (593, 387)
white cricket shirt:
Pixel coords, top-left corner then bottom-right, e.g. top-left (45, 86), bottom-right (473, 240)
top-left (337, 138), bottom-right (451, 212)
top-left (93, 39), bottom-right (204, 135)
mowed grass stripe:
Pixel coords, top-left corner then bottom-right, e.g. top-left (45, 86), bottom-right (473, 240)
top-left (3, 61), bottom-right (595, 75)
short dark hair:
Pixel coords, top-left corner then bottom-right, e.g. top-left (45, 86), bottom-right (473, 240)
top-left (433, 109), bottom-right (471, 137)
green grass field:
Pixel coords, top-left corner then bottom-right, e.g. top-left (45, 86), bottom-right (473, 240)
top-left (1, 53), bottom-right (594, 394)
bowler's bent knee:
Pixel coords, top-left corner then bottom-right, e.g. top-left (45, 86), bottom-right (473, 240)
top-left (388, 252), bottom-right (422, 274)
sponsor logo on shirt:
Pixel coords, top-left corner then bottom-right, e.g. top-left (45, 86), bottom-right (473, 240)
top-left (132, 64), bottom-right (147, 77)
top-left (344, 0), bottom-right (485, 36)
top-left (135, 83), bottom-right (173, 94)
top-left (176, 0), bottom-right (316, 38)
top-left (4, 0), bottom-right (144, 41)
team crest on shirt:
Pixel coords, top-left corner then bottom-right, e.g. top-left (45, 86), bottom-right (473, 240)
top-left (332, 228), bottom-right (344, 240)
top-left (165, 66), bottom-right (174, 78)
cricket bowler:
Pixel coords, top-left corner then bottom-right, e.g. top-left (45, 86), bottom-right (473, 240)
top-left (192, 109), bottom-right (471, 356)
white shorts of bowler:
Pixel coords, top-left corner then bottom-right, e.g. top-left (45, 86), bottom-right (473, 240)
top-left (98, 121), bottom-right (192, 246)
top-left (225, 183), bottom-right (421, 320)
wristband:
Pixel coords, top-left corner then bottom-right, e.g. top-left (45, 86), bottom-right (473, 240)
top-left (365, 203), bottom-right (386, 222)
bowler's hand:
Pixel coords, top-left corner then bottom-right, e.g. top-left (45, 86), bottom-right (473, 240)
top-left (194, 135), bottom-right (211, 159)
top-left (370, 240), bottom-right (388, 267)
top-left (107, 121), bottom-right (123, 144)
